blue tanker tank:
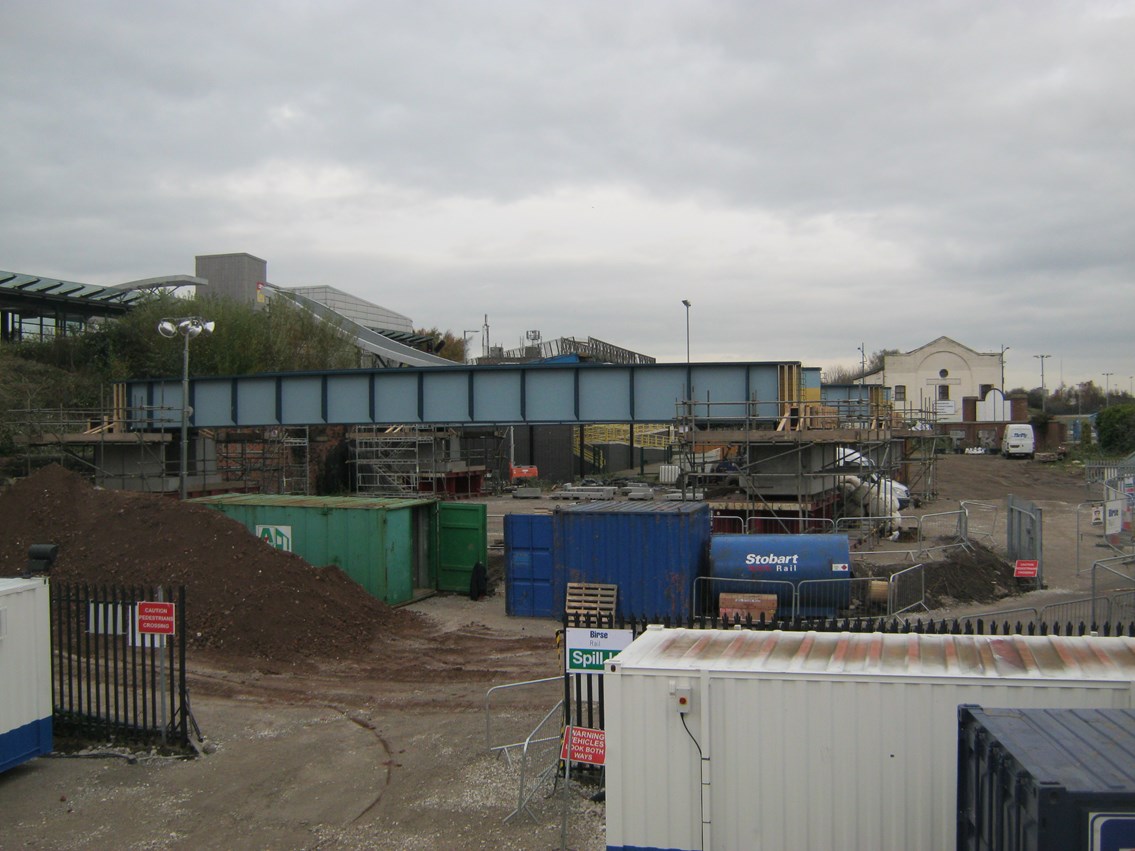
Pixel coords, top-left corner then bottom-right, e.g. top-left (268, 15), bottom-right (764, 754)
top-left (709, 534), bottom-right (853, 618)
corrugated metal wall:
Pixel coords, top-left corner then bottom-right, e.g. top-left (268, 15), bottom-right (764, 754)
top-left (605, 628), bottom-right (1135, 851)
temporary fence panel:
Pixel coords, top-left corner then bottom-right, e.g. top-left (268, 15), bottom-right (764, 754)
top-left (1008, 494), bottom-right (1044, 589)
top-left (0, 578), bottom-right (52, 772)
top-left (605, 627), bottom-right (1135, 851)
top-left (888, 563), bottom-right (927, 616)
top-left (960, 500), bottom-right (999, 546)
top-left (51, 583), bottom-right (190, 748)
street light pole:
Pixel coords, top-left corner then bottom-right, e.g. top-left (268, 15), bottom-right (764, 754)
top-left (158, 317), bottom-right (215, 499)
top-left (1104, 372), bottom-right (1114, 408)
top-left (681, 299), bottom-right (691, 400)
top-left (1034, 354), bottom-right (1051, 413)
top-left (1000, 345), bottom-right (1010, 392)
top-left (462, 329), bottom-right (480, 364)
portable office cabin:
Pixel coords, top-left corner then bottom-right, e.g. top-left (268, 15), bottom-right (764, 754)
top-left (0, 578), bottom-right (52, 773)
top-left (604, 628), bottom-right (1135, 851)
top-left (555, 501), bottom-right (710, 621)
top-left (191, 494), bottom-right (485, 605)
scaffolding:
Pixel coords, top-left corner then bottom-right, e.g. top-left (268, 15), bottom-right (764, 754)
top-left (4, 396), bottom-right (312, 496)
top-left (671, 381), bottom-right (938, 532)
top-left (213, 426), bottom-right (311, 495)
top-left (350, 425), bottom-right (494, 498)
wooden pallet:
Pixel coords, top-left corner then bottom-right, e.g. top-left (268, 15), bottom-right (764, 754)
top-left (565, 582), bottom-right (618, 621)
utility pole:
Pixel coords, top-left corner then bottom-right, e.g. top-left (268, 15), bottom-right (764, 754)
top-left (1034, 354), bottom-right (1051, 413)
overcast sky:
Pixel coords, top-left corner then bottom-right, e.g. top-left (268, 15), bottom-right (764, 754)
top-left (3, 1), bottom-right (1133, 391)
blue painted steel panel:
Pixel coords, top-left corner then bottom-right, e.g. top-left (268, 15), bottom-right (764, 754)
top-left (504, 514), bottom-right (556, 617)
top-left (196, 380), bottom-right (235, 426)
top-left (423, 372), bottom-right (471, 423)
top-left (526, 369), bottom-right (576, 421)
top-left (281, 375), bottom-right (323, 423)
top-left (326, 374), bottom-right (371, 423)
top-left (473, 369), bottom-right (523, 421)
top-left (239, 377), bottom-right (278, 424)
top-left (127, 361), bottom-right (804, 428)
top-left (632, 367), bottom-right (687, 421)
top-left (578, 369), bottom-right (633, 421)
top-left (554, 502), bottom-right (710, 620)
top-left (709, 534), bottom-right (852, 616)
top-left (0, 717), bottom-right (53, 773)
top-left (373, 372), bottom-right (420, 422)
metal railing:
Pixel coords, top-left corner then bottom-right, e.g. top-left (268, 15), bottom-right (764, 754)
top-left (960, 501), bottom-right (999, 546)
top-left (51, 582), bottom-right (192, 748)
top-left (888, 563), bottom-right (928, 616)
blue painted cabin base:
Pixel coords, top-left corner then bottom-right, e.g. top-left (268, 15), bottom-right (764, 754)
top-left (0, 717), bottom-right (53, 773)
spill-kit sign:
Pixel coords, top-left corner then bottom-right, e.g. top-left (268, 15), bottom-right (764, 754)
top-left (565, 627), bottom-right (634, 674)
top-left (256, 524), bottom-right (293, 552)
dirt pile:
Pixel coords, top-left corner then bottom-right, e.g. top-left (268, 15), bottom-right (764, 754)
top-left (859, 542), bottom-right (1023, 611)
top-left (0, 465), bottom-right (420, 663)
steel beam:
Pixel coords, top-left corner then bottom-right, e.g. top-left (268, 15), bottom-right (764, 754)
top-left (126, 361), bottom-right (800, 429)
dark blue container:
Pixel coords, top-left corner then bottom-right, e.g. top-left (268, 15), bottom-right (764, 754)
top-left (504, 513), bottom-right (555, 617)
top-left (554, 501), bottom-right (710, 621)
top-left (708, 534), bottom-right (852, 617)
top-left (957, 706), bottom-right (1135, 851)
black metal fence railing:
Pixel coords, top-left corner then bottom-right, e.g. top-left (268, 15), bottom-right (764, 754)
top-left (562, 612), bottom-right (1135, 734)
top-left (51, 582), bottom-right (191, 749)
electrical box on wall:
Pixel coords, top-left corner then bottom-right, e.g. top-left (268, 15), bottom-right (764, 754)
top-left (670, 679), bottom-right (692, 714)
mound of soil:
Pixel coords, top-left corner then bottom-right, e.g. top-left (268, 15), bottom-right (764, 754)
top-left (859, 543), bottom-right (1023, 611)
top-left (0, 465), bottom-right (420, 663)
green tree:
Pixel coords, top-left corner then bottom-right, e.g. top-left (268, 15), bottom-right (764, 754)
top-left (414, 327), bottom-right (467, 363)
top-left (1096, 404), bottom-right (1135, 455)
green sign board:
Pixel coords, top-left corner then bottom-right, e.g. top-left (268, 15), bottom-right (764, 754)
top-left (565, 627), bottom-right (634, 674)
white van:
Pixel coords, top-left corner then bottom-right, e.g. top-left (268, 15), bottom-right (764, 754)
top-left (1001, 423), bottom-right (1035, 459)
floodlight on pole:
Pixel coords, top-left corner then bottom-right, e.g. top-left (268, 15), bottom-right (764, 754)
top-left (157, 317), bottom-right (215, 499)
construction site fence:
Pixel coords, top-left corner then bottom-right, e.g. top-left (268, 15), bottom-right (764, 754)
top-left (560, 612), bottom-right (1135, 737)
top-left (50, 582), bottom-right (192, 749)
top-left (712, 514), bottom-right (837, 535)
top-left (1084, 461), bottom-right (1135, 486)
top-left (959, 500), bottom-right (999, 545)
top-left (691, 573), bottom-right (919, 621)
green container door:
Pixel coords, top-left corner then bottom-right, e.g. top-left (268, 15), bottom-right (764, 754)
top-left (382, 507), bottom-right (414, 604)
top-left (436, 503), bottom-right (488, 593)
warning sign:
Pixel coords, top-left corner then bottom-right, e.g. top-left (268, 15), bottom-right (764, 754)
top-left (560, 726), bottom-right (606, 766)
top-left (1013, 560), bottom-right (1039, 579)
top-left (136, 601), bottom-right (176, 636)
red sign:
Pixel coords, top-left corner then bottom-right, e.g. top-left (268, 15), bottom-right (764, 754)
top-left (1013, 560), bottom-right (1039, 579)
top-left (136, 601), bottom-right (176, 635)
top-left (560, 726), bottom-right (606, 766)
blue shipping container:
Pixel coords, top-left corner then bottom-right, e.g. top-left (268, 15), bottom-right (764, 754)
top-left (709, 534), bottom-right (852, 617)
top-left (504, 513), bottom-right (555, 617)
top-left (554, 501), bottom-right (710, 621)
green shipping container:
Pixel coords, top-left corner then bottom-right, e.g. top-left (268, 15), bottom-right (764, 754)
top-left (191, 494), bottom-right (437, 605)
